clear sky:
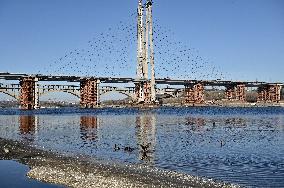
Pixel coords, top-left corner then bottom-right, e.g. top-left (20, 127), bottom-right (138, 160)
top-left (0, 0), bottom-right (283, 83)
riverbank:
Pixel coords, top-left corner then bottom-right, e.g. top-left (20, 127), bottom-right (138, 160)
top-left (0, 137), bottom-right (239, 188)
top-left (1, 99), bottom-right (284, 109)
top-left (102, 101), bottom-right (284, 108)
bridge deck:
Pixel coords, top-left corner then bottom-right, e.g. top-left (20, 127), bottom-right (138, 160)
top-left (0, 72), bottom-right (283, 87)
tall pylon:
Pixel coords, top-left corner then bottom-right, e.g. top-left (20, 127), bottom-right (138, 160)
top-left (136, 0), bottom-right (156, 103)
top-left (137, 0), bottom-right (146, 80)
top-left (146, 0), bottom-right (156, 102)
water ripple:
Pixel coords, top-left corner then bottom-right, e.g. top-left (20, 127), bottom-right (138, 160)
top-left (0, 107), bottom-right (283, 187)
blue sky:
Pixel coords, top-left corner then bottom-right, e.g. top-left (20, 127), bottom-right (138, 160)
top-left (0, 0), bottom-right (283, 83)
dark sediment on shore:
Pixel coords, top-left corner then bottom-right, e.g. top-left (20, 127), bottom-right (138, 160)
top-left (0, 137), bottom-right (239, 188)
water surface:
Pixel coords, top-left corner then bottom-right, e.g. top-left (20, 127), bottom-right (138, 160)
top-left (0, 107), bottom-right (283, 187)
top-left (0, 160), bottom-right (63, 188)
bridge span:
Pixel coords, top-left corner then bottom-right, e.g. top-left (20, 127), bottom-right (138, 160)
top-left (1, 1), bottom-right (283, 109)
top-left (0, 72), bottom-right (282, 109)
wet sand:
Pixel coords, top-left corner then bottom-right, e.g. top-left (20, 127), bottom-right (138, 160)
top-left (0, 137), bottom-right (239, 188)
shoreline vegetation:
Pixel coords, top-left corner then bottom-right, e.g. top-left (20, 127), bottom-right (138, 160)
top-left (1, 100), bottom-right (284, 109)
top-left (0, 137), bottom-right (239, 188)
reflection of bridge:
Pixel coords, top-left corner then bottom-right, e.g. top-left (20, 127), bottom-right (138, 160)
top-left (0, 0), bottom-right (283, 109)
top-left (17, 114), bottom-right (157, 163)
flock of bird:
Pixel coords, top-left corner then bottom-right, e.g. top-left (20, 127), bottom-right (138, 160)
top-left (152, 22), bottom-right (227, 80)
top-left (39, 13), bottom-right (229, 81)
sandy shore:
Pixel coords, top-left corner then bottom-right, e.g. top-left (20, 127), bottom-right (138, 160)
top-left (0, 137), bottom-right (240, 188)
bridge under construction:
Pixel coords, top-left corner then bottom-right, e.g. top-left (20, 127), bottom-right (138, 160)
top-left (0, 0), bottom-right (283, 109)
top-left (0, 72), bottom-right (282, 109)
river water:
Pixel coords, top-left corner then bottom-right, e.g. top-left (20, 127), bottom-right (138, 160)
top-left (0, 160), bottom-right (62, 188)
top-left (0, 107), bottom-right (283, 187)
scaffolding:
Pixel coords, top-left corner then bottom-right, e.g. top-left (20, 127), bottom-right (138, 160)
top-left (236, 84), bottom-right (245, 102)
top-left (194, 83), bottom-right (205, 104)
top-left (225, 85), bottom-right (235, 100)
top-left (80, 79), bottom-right (99, 108)
top-left (184, 83), bottom-right (204, 104)
top-left (257, 84), bottom-right (281, 103)
top-left (268, 85), bottom-right (281, 102)
top-left (135, 82), bottom-right (144, 103)
top-left (257, 85), bottom-right (269, 102)
top-left (184, 84), bottom-right (195, 104)
top-left (143, 81), bottom-right (152, 104)
top-left (19, 77), bottom-right (39, 110)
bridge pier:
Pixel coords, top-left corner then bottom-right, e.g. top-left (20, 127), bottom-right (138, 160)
top-left (194, 83), bottom-right (205, 104)
top-left (269, 85), bottom-right (281, 103)
top-left (135, 82), bottom-right (144, 103)
top-left (257, 85), bottom-right (268, 102)
top-left (257, 84), bottom-right (281, 103)
top-left (225, 85), bottom-right (235, 100)
top-left (184, 83), bottom-right (204, 105)
top-left (19, 77), bottom-right (39, 110)
top-left (80, 79), bottom-right (100, 108)
top-left (144, 81), bottom-right (152, 104)
top-left (184, 84), bottom-right (195, 104)
top-left (236, 84), bottom-right (245, 102)
top-left (135, 81), bottom-right (154, 104)
top-left (225, 84), bottom-right (246, 102)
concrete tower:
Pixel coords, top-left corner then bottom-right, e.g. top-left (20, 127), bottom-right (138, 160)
top-left (136, 0), bottom-right (156, 103)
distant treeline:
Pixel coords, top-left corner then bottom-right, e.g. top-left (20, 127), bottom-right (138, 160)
top-left (0, 101), bottom-right (79, 108)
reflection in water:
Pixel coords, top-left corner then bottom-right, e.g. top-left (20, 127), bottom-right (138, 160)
top-left (19, 115), bottom-right (38, 142)
top-left (185, 117), bottom-right (205, 127)
top-left (80, 116), bottom-right (98, 143)
top-left (0, 107), bottom-right (284, 188)
top-left (185, 117), bottom-right (249, 134)
top-left (185, 117), bottom-right (206, 132)
top-left (225, 118), bottom-right (246, 127)
top-left (135, 115), bottom-right (156, 163)
top-left (185, 117), bottom-right (247, 130)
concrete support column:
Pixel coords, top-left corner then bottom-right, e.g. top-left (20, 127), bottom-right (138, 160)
top-left (236, 84), bottom-right (246, 102)
top-left (19, 77), bottom-right (39, 110)
top-left (143, 81), bottom-right (152, 104)
top-left (257, 84), bottom-right (281, 103)
top-left (184, 84), bottom-right (195, 104)
top-left (135, 82), bottom-right (144, 103)
top-left (184, 83), bottom-right (204, 104)
top-left (80, 79), bottom-right (99, 108)
top-left (268, 85), bottom-right (281, 103)
top-left (225, 85), bottom-right (235, 100)
top-left (134, 81), bottom-right (155, 104)
top-left (257, 86), bottom-right (268, 102)
top-left (34, 78), bottom-right (39, 109)
top-left (194, 83), bottom-right (205, 104)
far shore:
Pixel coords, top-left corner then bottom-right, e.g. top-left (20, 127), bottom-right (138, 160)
top-left (1, 99), bottom-right (284, 109)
